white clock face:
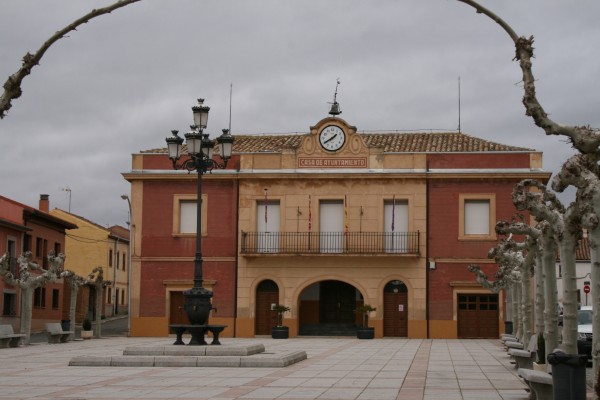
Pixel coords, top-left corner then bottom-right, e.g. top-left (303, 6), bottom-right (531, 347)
top-left (319, 125), bottom-right (346, 151)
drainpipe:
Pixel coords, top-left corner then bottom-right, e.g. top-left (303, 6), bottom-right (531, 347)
top-left (113, 237), bottom-right (118, 316)
top-left (426, 158), bottom-right (430, 339)
top-left (233, 176), bottom-right (240, 337)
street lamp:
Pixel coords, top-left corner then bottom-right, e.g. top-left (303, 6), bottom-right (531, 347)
top-left (165, 98), bottom-right (234, 334)
top-left (121, 194), bottom-right (133, 336)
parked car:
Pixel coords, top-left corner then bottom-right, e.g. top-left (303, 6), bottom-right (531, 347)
top-left (577, 306), bottom-right (592, 359)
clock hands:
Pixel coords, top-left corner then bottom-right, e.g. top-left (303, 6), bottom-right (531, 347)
top-left (324, 133), bottom-right (338, 144)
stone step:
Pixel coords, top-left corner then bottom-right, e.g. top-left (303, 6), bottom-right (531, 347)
top-left (122, 343), bottom-right (266, 356)
top-left (69, 350), bottom-right (307, 368)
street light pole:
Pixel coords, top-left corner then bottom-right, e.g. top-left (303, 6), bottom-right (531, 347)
top-left (165, 98), bottom-right (234, 337)
top-left (121, 194), bottom-right (133, 336)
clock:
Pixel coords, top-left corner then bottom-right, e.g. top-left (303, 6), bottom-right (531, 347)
top-left (319, 125), bottom-right (346, 151)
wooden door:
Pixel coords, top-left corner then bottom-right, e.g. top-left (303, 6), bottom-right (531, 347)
top-left (169, 291), bottom-right (187, 325)
top-left (384, 281), bottom-right (408, 337)
top-left (320, 281), bottom-right (355, 323)
top-left (457, 294), bottom-right (499, 338)
top-left (255, 280), bottom-right (279, 335)
top-left (384, 292), bottom-right (408, 336)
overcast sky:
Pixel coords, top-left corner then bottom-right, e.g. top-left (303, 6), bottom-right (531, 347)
top-left (1, 0), bottom-right (599, 228)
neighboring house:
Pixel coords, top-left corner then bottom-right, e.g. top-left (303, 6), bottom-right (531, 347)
top-left (0, 194), bottom-right (77, 331)
top-left (50, 209), bottom-right (130, 322)
top-left (124, 113), bottom-right (549, 338)
top-left (556, 236), bottom-right (592, 308)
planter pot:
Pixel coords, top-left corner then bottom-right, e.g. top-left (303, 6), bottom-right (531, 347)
top-left (356, 327), bottom-right (374, 339)
top-left (271, 326), bottom-right (289, 339)
top-left (81, 330), bottom-right (93, 340)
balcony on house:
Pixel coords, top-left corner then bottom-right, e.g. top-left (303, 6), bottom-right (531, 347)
top-left (240, 231), bottom-right (420, 255)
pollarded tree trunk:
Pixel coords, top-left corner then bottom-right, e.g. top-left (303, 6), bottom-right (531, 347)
top-left (535, 250), bottom-right (545, 339)
top-left (541, 226), bottom-right (559, 358)
top-left (0, 252), bottom-right (64, 344)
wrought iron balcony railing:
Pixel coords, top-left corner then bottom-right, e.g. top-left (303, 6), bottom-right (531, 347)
top-left (241, 231), bottom-right (420, 255)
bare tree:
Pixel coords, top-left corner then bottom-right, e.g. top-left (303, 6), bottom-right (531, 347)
top-left (0, 251), bottom-right (63, 344)
top-left (458, 0), bottom-right (600, 388)
top-left (0, 0), bottom-right (141, 119)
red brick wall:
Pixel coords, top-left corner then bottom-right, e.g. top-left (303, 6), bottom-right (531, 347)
top-left (139, 177), bottom-right (238, 318)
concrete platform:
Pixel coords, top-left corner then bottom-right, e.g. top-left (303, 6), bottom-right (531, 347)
top-left (122, 343), bottom-right (266, 356)
top-left (69, 350), bottom-right (307, 368)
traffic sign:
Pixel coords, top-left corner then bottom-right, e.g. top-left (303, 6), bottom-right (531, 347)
top-left (584, 285), bottom-right (591, 294)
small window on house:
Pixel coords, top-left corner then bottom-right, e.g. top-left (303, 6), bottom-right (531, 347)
top-left (54, 242), bottom-right (61, 255)
top-left (52, 289), bottom-right (59, 309)
top-left (121, 289), bottom-right (125, 305)
top-left (23, 235), bottom-right (32, 252)
top-left (34, 287), bottom-right (46, 308)
top-left (107, 287), bottom-right (112, 304)
top-left (122, 253), bottom-right (126, 270)
top-left (459, 194), bottom-right (496, 240)
top-left (36, 237), bottom-right (43, 257)
top-left (173, 194), bottom-right (207, 236)
top-left (109, 249), bottom-right (113, 267)
top-left (116, 251), bottom-right (120, 269)
top-left (2, 292), bottom-right (16, 316)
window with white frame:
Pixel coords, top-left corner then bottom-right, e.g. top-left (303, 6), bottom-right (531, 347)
top-left (384, 199), bottom-right (409, 253)
top-left (256, 200), bottom-right (280, 252)
top-left (172, 194), bottom-right (208, 236)
top-left (459, 194), bottom-right (496, 240)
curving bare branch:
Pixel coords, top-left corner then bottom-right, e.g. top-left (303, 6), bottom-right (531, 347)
top-left (457, 0), bottom-right (600, 154)
top-left (0, 0), bottom-right (141, 119)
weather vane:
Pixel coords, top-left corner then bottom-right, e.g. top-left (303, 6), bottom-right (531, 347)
top-left (328, 78), bottom-right (342, 116)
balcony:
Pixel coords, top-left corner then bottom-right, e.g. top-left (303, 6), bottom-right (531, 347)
top-left (240, 231), bottom-right (420, 255)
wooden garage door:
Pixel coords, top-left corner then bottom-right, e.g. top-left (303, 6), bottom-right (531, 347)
top-left (457, 293), bottom-right (499, 338)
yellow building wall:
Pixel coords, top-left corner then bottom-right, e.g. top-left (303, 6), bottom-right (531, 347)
top-left (236, 128), bottom-right (428, 338)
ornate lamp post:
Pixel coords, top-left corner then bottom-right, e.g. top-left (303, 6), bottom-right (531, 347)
top-left (165, 98), bottom-right (234, 330)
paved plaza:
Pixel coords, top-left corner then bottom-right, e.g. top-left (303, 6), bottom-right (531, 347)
top-left (0, 336), bottom-right (554, 400)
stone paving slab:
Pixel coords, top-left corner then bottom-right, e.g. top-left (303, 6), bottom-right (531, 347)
top-left (122, 343), bottom-right (265, 356)
top-left (0, 337), bottom-right (576, 400)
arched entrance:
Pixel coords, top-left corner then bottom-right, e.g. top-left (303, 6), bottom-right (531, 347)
top-left (384, 280), bottom-right (408, 337)
top-left (255, 280), bottom-right (279, 335)
top-left (299, 280), bottom-right (362, 336)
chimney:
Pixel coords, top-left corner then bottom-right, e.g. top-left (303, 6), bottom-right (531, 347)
top-left (39, 194), bottom-right (49, 212)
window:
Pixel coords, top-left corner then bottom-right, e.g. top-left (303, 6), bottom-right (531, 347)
top-left (35, 237), bottom-right (43, 257)
top-left (34, 287), bottom-right (46, 308)
top-left (2, 292), bottom-right (16, 316)
top-left (122, 253), bottom-right (127, 270)
top-left (121, 289), bottom-right (125, 305)
top-left (172, 194), bottom-right (208, 236)
top-left (257, 200), bottom-right (280, 252)
top-left (459, 194), bottom-right (496, 240)
top-left (107, 287), bottom-right (112, 304)
top-left (23, 234), bottom-right (32, 252)
top-left (52, 289), bottom-right (59, 309)
top-left (116, 251), bottom-right (120, 269)
top-left (54, 242), bottom-right (61, 255)
top-left (320, 200), bottom-right (344, 253)
top-left (384, 199), bottom-right (409, 253)
top-left (108, 249), bottom-right (113, 267)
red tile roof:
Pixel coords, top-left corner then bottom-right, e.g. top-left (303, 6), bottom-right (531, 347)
top-left (143, 131), bottom-right (533, 155)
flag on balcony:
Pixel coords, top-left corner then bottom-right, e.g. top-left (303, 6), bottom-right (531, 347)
top-left (391, 194), bottom-right (396, 232)
top-left (264, 188), bottom-right (268, 225)
top-left (344, 194), bottom-right (349, 236)
top-left (308, 195), bottom-right (312, 232)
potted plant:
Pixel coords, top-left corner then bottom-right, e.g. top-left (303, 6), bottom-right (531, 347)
top-left (271, 304), bottom-right (290, 339)
top-left (354, 304), bottom-right (376, 339)
top-left (81, 318), bottom-right (93, 340)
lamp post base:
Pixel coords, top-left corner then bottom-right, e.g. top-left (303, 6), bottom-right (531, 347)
top-left (183, 286), bottom-right (213, 325)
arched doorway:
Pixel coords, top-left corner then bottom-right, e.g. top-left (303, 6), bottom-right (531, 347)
top-left (299, 280), bottom-right (361, 336)
top-left (255, 280), bottom-right (279, 335)
top-left (384, 280), bottom-right (408, 337)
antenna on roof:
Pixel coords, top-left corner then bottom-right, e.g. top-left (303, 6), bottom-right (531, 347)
top-left (229, 83), bottom-right (233, 134)
top-left (328, 78), bottom-right (342, 117)
top-left (458, 76), bottom-right (461, 133)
